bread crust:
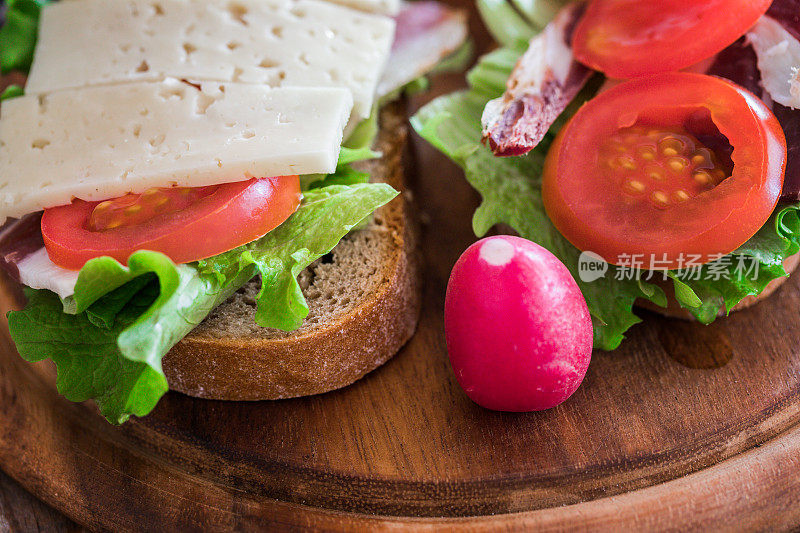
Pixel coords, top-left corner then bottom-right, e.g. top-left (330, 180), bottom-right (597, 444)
top-left (637, 252), bottom-right (800, 319)
top-left (162, 103), bottom-right (422, 400)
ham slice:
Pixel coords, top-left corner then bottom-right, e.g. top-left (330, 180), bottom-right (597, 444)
top-left (747, 16), bottom-right (800, 109)
top-left (481, 2), bottom-right (591, 157)
top-left (0, 213), bottom-right (78, 298)
top-left (16, 248), bottom-right (79, 299)
top-left (377, 1), bottom-right (468, 98)
top-left (0, 213), bottom-right (44, 280)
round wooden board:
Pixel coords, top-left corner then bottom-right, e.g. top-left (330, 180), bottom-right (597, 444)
top-left (4, 4), bottom-right (800, 530)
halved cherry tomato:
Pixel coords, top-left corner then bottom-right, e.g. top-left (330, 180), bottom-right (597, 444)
top-left (542, 73), bottom-right (786, 270)
top-left (42, 176), bottom-right (301, 270)
top-left (572, 0), bottom-right (772, 79)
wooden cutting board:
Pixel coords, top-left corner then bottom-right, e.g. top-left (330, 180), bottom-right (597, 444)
top-left (3, 4), bottom-right (800, 530)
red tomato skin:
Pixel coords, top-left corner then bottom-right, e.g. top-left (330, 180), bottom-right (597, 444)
top-left (542, 73), bottom-right (786, 270)
top-left (42, 176), bottom-right (301, 270)
top-left (445, 236), bottom-right (593, 412)
top-left (573, 0), bottom-right (772, 79)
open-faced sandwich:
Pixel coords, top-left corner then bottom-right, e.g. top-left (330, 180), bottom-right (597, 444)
top-left (414, 0), bottom-right (800, 350)
top-left (0, 0), bottom-right (467, 423)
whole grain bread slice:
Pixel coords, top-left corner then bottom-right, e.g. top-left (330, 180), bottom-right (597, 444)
top-left (162, 103), bottom-right (422, 400)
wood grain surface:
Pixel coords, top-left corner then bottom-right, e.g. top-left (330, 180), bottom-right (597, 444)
top-left (2, 1), bottom-right (800, 531)
top-left (0, 471), bottom-right (82, 532)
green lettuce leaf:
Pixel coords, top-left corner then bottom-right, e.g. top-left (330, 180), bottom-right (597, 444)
top-left (9, 183), bottom-right (398, 423)
top-left (304, 146), bottom-right (381, 190)
top-left (1, 0), bottom-right (48, 74)
top-left (430, 39), bottom-right (476, 76)
top-left (668, 205), bottom-right (800, 322)
top-left (12, 285), bottom-right (172, 423)
top-left (0, 85), bottom-right (24, 100)
top-left (411, 24), bottom-right (800, 350)
top-left (343, 105), bottom-right (380, 152)
top-left (476, 0), bottom-right (566, 47)
top-left (509, 0), bottom-right (567, 29)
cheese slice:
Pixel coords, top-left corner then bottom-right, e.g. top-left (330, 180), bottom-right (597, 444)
top-left (324, 0), bottom-right (400, 15)
top-left (25, 0), bottom-right (395, 120)
top-left (0, 80), bottom-right (353, 220)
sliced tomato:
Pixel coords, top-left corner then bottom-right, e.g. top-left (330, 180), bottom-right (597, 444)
top-left (42, 176), bottom-right (301, 270)
top-left (542, 73), bottom-right (786, 270)
top-left (572, 0), bottom-right (772, 79)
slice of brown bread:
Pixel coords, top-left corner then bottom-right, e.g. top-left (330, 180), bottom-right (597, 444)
top-left (162, 103), bottom-right (422, 400)
top-left (636, 252), bottom-right (799, 319)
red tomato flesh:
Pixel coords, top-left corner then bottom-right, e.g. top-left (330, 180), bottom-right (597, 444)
top-left (42, 176), bottom-right (301, 270)
top-left (542, 73), bottom-right (786, 270)
top-left (572, 0), bottom-right (772, 79)
top-left (87, 185), bottom-right (220, 231)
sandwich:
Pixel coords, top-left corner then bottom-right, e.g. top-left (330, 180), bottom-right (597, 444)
top-left (413, 0), bottom-right (800, 350)
top-left (0, 0), bottom-right (468, 423)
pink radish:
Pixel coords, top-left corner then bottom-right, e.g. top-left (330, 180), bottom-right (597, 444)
top-left (445, 236), bottom-right (593, 411)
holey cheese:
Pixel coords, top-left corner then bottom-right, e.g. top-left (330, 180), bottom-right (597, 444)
top-left (0, 80), bottom-right (353, 221)
top-left (25, 0), bottom-right (395, 120)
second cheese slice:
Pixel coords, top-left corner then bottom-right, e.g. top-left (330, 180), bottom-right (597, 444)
top-left (0, 80), bottom-right (353, 221)
top-left (25, 0), bottom-right (395, 121)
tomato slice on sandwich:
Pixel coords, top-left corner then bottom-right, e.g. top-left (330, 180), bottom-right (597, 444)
top-left (542, 72), bottom-right (786, 270)
top-left (42, 176), bottom-right (301, 270)
top-left (572, 0), bottom-right (772, 79)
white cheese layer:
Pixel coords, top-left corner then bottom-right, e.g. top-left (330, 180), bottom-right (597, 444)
top-left (25, 0), bottom-right (395, 120)
top-left (325, 0), bottom-right (399, 15)
top-left (0, 80), bottom-right (353, 221)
